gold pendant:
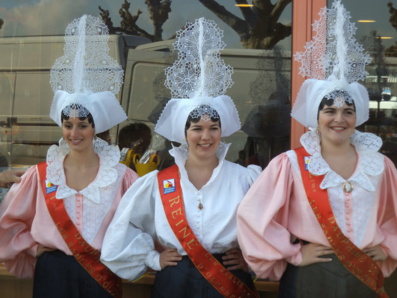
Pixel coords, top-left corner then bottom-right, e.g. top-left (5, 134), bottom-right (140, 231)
top-left (342, 181), bottom-right (353, 193)
top-left (198, 203), bottom-right (203, 210)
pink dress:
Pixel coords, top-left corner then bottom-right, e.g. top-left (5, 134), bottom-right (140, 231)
top-left (237, 130), bottom-right (397, 281)
top-left (0, 138), bottom-right (138, 278)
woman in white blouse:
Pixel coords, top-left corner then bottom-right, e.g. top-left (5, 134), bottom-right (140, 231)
top-left (101, 18), bottom-right (261, 298)
top-left (101, 105), bottom-right (261, 297)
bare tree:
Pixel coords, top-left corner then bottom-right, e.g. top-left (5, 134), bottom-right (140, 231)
top-left (0, 19), bottom-right (3, 30)
top-left (99, 0), bottom-right (291, 48)
top-left (198, 0), bottom-right (292, 49)
top-left (385, 2), bottom-right (397, 57)
top-left (99, 0), bottom-right (171, 42)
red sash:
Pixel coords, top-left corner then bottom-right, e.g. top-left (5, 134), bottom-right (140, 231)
top-left (157, 164), bottom-right (259, 297)
top-left (295, 147), bottom-right (388, 298)
top-left (37, 162), bottom-right (122, 298)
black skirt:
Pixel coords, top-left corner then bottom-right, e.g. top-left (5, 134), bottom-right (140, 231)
top-left (152, 254), bottom-right (256, 298)
top-left (278, 254), bottom-right (378, 298)
top-left (33, 250), bottom-right (113, 298)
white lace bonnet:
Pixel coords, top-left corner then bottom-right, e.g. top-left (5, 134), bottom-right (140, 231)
top-left (49, 15), bottom-right (127, 134)
top-left (154, 18), bottom-right (240, 143)
top-left (291, 0), bottom-right (372, 129)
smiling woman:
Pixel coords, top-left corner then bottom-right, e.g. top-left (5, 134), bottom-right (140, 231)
top-left (100, 18), bottom-right (262, 298)
top-left (0, 15), bottom-right (139, 298)
top-left (237, 2), bottom-right (397, 297)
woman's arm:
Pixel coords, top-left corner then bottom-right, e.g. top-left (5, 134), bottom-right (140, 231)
top-left (0, 166), bottom-right (39, 278)
top-left (237, 153), bottom-right (303, 280)
top-left (101, 171), bottom-right (162, 281)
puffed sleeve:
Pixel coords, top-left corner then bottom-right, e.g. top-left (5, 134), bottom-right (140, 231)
top-left (375, 157), bottom-right (397, 277)
top-left (246, 164), bottom-right (262, 185)
top-left (0, 166), bottom-right (39, 278)
top-left (101, 170), bottom-right (160, 281)
top-left (121, 166), bottom-right (139, 192)
top-left (237, 153), bottom-right (302, 281)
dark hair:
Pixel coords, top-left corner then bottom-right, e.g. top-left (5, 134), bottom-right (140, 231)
top-left (118, 122), bottom-right (152, 154)
top-left (317, 91), bottom-right (355, 120)
top-left (61, 103), bottom-right (95, 128)
top-left (184, 105), bottom-right (221, 136)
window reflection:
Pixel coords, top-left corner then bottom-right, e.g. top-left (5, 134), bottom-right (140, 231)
top-left (0, 0), bottom-right (292, 172)
top-left (339, 1), bottom-right (397, 165)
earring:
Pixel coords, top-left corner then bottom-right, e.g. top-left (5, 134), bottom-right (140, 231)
top-left (316, 127), bottom-right (320, 134)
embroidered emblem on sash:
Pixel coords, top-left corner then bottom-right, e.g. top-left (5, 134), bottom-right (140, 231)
top-left (45, 180), bottom-right (57, 194)
top-left (163, 179), bottom-right (176, 194)
top-left (304, 156), bottom-right (311, 171)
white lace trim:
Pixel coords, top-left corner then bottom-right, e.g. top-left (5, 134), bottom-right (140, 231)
top-left (300, 130), bottom-right (383, 191)
top-left (47, 137), bottom-right (120, 203)
top-left (46, 137), bottom-right (122, 243)
top-left (296, 130), bottom-right (384, 245)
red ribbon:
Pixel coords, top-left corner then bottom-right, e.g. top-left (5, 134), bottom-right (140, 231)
top-left (37, 162), bottom-right (122, 298)
top-left (295, 147), bottom-right (387, 298)
top-left (158, 164), bottom-right (259, 297)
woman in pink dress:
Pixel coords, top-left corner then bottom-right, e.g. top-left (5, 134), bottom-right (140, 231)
top-left (237, 1), bottom-right (397, 297)
top-left (0, 15), bottom-right (138, 298)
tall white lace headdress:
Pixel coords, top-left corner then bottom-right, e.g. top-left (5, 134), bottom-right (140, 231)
top-left (291, 0), bottom-right (372, 129)
top-left (49, 15), bottom-right (127, 133)
top-left (154, 18), bottom-right (240, 143)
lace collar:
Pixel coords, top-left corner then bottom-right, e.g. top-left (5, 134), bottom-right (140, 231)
top-left (46, 138), bottom-right (121, 203)
top-left (170, 142), bottom-right (230, 187)
top-left (300, 130), bottom-right (384, 191)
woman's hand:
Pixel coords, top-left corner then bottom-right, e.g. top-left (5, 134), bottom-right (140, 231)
top-left (36, 244), bottom-right (55, 257)
top-left (222, 248), bottom-right (249, 272)
top-left (299, 243), bottom-right (333, 266)
top-left (363, 245), bottom-right (387, 261)
top-left (159, 248), bottom-right (182, 269)
top-left (0, 169), bottom-right (25, 188)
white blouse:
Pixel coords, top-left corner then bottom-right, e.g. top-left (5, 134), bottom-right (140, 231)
top-left (101, 142), bottom-right (261, 281)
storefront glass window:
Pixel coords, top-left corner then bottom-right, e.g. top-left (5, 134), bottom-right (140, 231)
top-left (0, 1), bottom-right (292, 199)
top-left (330, 0), bottom-right (397, 165)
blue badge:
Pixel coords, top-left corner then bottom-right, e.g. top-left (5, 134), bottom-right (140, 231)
top-left (304, 156), bottom-right (311, 171)
top-left (163, 179), bottom-right (176, 194)
top-left (45, 180), bottom-right (57, 194)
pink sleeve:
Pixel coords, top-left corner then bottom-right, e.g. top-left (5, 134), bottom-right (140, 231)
top-left (0, 166), bottom-right (40, 278)
top-left (122, 167), bottom-right (139, 193)
top-left (375, 157), bottom-right (397, 277)
top-left (237, 153), bottom-right (302, 281)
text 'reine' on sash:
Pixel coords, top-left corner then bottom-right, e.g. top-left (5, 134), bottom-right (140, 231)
top-left (157, 164), bottom-right (259, 298)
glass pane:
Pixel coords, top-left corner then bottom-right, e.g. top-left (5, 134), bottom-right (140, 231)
top-left (330, 1), bottom-right (397, 166)
top-left (0, 0), bottom-right (292, 172)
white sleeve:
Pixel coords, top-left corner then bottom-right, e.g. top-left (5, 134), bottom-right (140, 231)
top-left (101, 170), bottom-right (161, 281)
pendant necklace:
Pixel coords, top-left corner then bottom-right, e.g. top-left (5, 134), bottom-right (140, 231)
top-left (198, 199), bottom-right (203, 210)
top-left (342, 181), bottom-right (353, 193)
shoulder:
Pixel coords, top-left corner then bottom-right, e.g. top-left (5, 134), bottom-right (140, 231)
top-left (221, 161), bottom-right (262, 184)
top-left (256, 151), bottom-right (296, 180)
top-left (126, 169), bottom-right (160, 192)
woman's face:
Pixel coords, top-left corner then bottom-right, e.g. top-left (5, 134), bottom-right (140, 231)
top-left (318, 102), bottom-right (356, 146)
top-left (62, 117), bottom-right (95, 152)
top-left (186, 118), bottom-right (221, 160)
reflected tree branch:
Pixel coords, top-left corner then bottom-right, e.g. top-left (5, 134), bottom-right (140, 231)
top-left (99, 0), bottom-right (291, 48)
top-left (199, 0), bottom-right (292, 49)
